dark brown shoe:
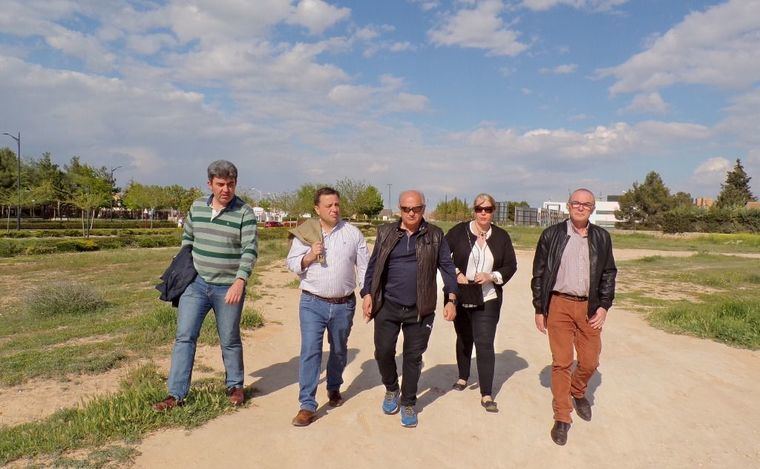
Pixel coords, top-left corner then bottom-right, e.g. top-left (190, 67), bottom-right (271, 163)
top-left (573, 396), bottom-right (592, 421)
top-left (291, 409), bottom-right (316, 427)
top-left (551, 421), bottom-right (570, 446)
top-left (227, 387), bottom-right (245, 406)
top-left (328, 390), bottom-right (344, 407)
top-left (152, 396), bottom-right (183, 412)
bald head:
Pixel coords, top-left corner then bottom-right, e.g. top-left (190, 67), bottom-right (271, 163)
top-left (398, 190), bottom-right (426, 206)
top-left (568, 188), bottom-right (595, 204)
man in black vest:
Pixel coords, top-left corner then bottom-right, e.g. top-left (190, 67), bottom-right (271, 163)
top-left (361, 189), bottom-right (458, 428)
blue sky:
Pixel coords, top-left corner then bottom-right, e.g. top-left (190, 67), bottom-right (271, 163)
top-left (1, 0), bottom-right (759, 207)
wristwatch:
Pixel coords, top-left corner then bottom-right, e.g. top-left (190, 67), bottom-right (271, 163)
top-left (448, 297), bottom-right (457, 306)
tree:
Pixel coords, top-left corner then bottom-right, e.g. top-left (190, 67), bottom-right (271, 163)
top-left (504, 201), bottom-right (530, 222)
top-left (355, 185), bottom-right (384, 219)
top-left (292, 183), bottom-right (324, 218)
top-left (433, 197), bottom-right (470, 222)
top-left (716, 158), bottom-right (756, 208)
top-left (122, 182), bottom-right (170, 228)
top-left (616, 171), bottom-right (679, 228)
top-left (66, 157), bottom-right (112, 236)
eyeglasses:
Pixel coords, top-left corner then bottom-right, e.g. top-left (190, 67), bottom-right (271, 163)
top-left (400, 205), bottom-right (425, 214)
top-left (569, 201), bottom-right (595, 210)
top-left (474, 206), bottom-right (494, 214)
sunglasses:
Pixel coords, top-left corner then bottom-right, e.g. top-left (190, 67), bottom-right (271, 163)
top-left (474, 206), bottom-right (494, 214)
top-left (400, 205), bottom-right (425, 214)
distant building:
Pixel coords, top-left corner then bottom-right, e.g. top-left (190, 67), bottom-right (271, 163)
top-left (694, 197), bottom-right (714, 208)
top-left (540, 196), bottom-right (621, 229)
top-left (746, 201), bottom-right (760, 210)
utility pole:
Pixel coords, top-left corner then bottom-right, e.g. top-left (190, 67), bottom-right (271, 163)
top-left (386, 183), bottom-right (392, 210)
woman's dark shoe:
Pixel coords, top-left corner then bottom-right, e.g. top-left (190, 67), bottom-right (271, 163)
top-left (481, 398), bottom-right (498, 413)
top-left (452, 380), bottom-right (467, 391)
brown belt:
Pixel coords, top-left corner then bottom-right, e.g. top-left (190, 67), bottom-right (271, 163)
top-left (552, 292), bottom-right (588, 302)
top-left (303, 290), bottom-right (355, 304)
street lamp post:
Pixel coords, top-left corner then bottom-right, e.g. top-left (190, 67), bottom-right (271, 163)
top-left (109, 166), bottom-right (123, 221)
top-left (2, 131), bottom-right (21, 230)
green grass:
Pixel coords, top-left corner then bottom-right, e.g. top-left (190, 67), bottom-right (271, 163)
top-left (0, 363), bottom-right (250, 466)
top-left (619, 253), bottom-right (760, 349)
top-left (0, 239), bottom-right (287, 386)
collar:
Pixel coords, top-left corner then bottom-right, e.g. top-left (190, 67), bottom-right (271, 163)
top-left (469, 221), bottom-right (492, 239)
top-left (207, 195), bottom-right (242, 211)
top-left (321, 219), bottom-right (344, 236)
top-left (396, 218), bottom-right (427, 235)
top-left (566, 219), bottom-right (590, 236)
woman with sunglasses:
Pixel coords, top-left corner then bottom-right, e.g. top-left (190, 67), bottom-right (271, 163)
top-left (444, 193), bottom-right (517, 412)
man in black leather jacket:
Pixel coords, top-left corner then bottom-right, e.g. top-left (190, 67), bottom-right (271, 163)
top-left (361, 190), bottom-right (458, 428)
top-left (531, 188), bottom-right (616, 446)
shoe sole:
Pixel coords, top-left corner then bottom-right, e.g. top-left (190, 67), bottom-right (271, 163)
top-left (401, 420), bottom-right (417, 428)
top-left (382, 404), bottom-right (399, 415)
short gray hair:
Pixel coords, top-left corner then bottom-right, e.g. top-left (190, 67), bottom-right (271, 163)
top-left (568, 188), bottom-right (595, 203)
top-left (207, 160), bottom-right (238, 181)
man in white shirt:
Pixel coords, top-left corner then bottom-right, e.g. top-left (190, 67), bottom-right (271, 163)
top-left (286, 187), bottom-right (369, 426)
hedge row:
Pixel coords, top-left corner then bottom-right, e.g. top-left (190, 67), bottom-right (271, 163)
top-left (0, 234), bottom-right (181, 257)
top-left (661, 207), bottom-right (760, 234)
top-left (0, 228), bottom-right (179, 239)
top-left (10, 220), bottom-right (179, 230)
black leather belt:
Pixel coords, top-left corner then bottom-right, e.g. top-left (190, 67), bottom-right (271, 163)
top-left (303, 290), bottom-right (355, 304)
top-left (552, 292), bottom-right (588, 302)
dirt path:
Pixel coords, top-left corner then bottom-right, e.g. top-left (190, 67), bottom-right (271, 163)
top-left (129, 248), bottom-right (760, 468)
top-left (4, 247), bottom-right (758, 467)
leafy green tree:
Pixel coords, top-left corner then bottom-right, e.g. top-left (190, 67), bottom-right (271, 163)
top-left (616, 171), bottom-right (678, 228)
top-left (433, 197), bottom-right (470, 222)
top-left (355, 185), bottom-right (384, 219)
top-left (0, 147), bottom-right (19, 190)
top-left (122, 182), bottom-right (170, 228)
top-left (716, 158), bottom-right (756, 208)
top-left (65, 157), bottom-right (112, 236)
top-left (334, 178), bottom-right (384, 219)
top-left (292, 183), bottom-right (324, 218)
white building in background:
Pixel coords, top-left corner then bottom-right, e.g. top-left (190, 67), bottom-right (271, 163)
top-left (541, 199), bottom-right (620, 229)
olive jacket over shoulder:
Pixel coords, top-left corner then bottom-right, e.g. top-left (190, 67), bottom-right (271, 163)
top-left (531, 220), bottom-right (617, 317)
top-left (361, 220), bottom-right (458, 320)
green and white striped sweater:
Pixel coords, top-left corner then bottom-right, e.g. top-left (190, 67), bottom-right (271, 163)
top-left (182, 195), bottom-right (258, 286)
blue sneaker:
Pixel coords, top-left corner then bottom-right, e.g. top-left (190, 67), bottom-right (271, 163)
top-left (400, 405), bottom-right (417, 428)
top-left (382, 389), bottom-right (400, 415)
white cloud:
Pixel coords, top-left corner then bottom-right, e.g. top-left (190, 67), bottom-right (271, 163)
top-left (409, 0), bottom-right (441, 11)
top-left (521, 0), bottom-right (628, 11)
top-left (327, 75), bottom-right (429, 114)
top-left (620, 92), bottom-right (670, 115)
top-left (539, 63), bottom-right (578, 74)
top-left (287, 0), bottom-right (350, 35)
top-left (428, 0), bottom-right (528, 56)
top-left (600, 0), bottom-right (760, 95)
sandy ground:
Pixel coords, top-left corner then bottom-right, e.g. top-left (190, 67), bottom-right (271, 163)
top-left (4, 248), bottom-right (760, 468)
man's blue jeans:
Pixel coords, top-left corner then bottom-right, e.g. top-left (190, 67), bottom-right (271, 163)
top-left (167, 275), bottom-right (245, 400)
top-left (298, 292), bottom-right (356, 412)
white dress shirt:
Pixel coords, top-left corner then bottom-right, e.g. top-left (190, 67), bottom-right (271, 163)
top-left (462, 222), bottom-right (503, 302)
top-left (286, 220), bottom-right (369, 298)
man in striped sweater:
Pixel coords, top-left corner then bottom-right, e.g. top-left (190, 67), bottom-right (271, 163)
top-left (153, 160), bottom-right (258, 411)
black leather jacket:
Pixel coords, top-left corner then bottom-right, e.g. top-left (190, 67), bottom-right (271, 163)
top-left (531, 220), bottom-right (616, 317)
top-left (362, 220), bottom-right (457, 319)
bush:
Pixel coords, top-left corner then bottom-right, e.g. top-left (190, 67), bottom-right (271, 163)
top-left (25, 281), bottom-right (106, 317)
top-left (662, 207), bottom-right (760, 234)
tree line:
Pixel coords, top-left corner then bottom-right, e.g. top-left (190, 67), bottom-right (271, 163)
top-left (616, 159), bottom-right (757, 232)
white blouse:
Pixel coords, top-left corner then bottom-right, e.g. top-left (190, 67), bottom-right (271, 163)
top-left (461, 221), bottom-right (503, 303)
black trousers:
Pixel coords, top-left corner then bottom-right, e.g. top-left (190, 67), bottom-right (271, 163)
top-left (453, 298), bottom-right (501, 396)
top-left (374, 299), bottom-right (434, 407)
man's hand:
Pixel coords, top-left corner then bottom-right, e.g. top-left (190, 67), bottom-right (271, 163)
top-left (588, 307), bottom-right (607, 329)
top-left (225, 278), bottom-right (246, 304)
top-left (443, 301), bottom-right (456, 321)
top-left (456, 272), bottom-right (468, 285)
top-left (535, 313), bottom-right (547, 334)
top-left (302, 241), bottom-right (324, 268)
top-left (362, 294), bottom-right (373, 323)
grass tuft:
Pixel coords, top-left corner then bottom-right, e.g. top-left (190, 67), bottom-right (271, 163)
top-left (25, 282), bottom-right (106, 317)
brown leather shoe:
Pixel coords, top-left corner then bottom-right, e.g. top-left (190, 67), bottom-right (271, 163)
top-left (328, 390), bottom-right (344, 407)
top-left (292, 409), bottom-right (316, 427)
top-left (551, 421), bottom-right (570, 446)
top-left (573, 396), bottom-right (592, 421)
top-left (227, 387), bottom-right (245, 406)
top-left (152, 396), bottom-right (183, 412)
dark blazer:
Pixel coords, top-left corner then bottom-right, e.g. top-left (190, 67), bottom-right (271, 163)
top-left (156, 244), bottom-right (197, 307)
top-left (444, 221), bottom-right (518, 302)
top-left (531, 220), bottom-right (616, 317)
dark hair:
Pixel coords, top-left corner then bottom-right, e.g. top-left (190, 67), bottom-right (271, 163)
top-left (207, 160), bottom-right (238, 181)
top-left (314, 187), bottom-right (340, 205)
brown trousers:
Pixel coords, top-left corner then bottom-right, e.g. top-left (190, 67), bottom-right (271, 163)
top-left (547, 294), bottom-right (602, 423)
